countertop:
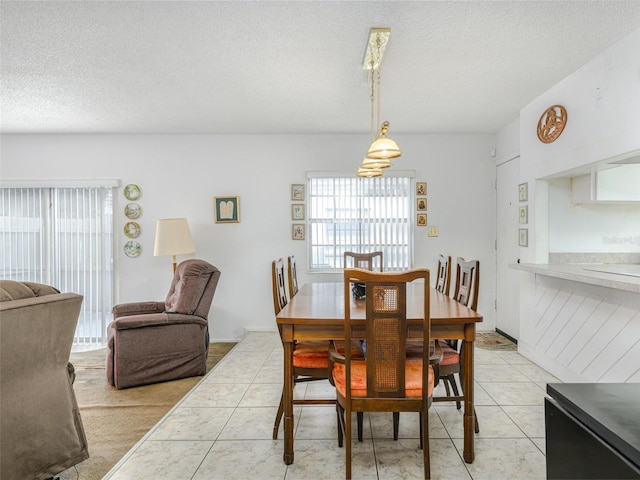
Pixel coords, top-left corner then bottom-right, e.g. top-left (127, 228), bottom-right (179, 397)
top-left (509, 263), bottom-right (640, 294)
top-left (547, 383), bottom-right (640, 469)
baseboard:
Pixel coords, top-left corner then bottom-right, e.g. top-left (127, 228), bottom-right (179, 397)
top-left (244, 327), bottom-right (278, 334)
top-left (495, 328), bottom-right (518, 345)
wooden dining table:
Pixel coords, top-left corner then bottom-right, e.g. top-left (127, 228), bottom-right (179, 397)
top-left (276, 281), bottom-right (483, 465)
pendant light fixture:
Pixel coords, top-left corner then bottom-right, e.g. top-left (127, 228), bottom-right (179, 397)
top-left (357, 28), bottom-right (401, 177)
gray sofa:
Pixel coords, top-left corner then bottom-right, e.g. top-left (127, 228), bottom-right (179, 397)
top-left (0, 280), bottom-right (89, 480)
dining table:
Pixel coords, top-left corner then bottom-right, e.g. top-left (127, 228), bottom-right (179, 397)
top-left (276, 281), bottom-right (483, 465)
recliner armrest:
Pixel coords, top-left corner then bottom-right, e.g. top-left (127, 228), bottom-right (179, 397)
top-left (110, 312), bottom-right (208, 331)
top-left (112, 301), bottom-right (165, 318)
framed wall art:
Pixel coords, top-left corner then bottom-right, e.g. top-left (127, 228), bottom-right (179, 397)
top-left (417, 198), bottom-right (427, 211)
top-left (214, 196), bottom-right (240, 223)
top-left (291, 184), bottom-right (304, 201)
top-left (291, 204), bottom-right (305, 220)
top-left (417, 213), bottom-right (427, 226)
top-left (518, 228), bottom-right (528, 247)
top-left (519, 205), bottom-right (528, 224)
top-left (292, 224), bottom-right (305, 240)
top-left (416, 182), bottom-right (427, 196)
top-left (519, 182), bottom-right (528, 202)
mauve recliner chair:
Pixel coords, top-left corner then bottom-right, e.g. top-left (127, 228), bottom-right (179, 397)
top-left (107, 259), bottom-right (221, 389)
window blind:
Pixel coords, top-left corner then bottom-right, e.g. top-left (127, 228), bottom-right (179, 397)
top-left (307, 173), bottom-right (413, 272)
top-left (0, 187), bottom-right (114, 347)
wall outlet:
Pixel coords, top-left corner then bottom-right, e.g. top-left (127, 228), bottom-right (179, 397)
top-left (427, 226), bottom-right (439, 237)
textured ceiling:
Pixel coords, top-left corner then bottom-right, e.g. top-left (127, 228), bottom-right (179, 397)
top-left (2, 1), bottom-right (640, 135)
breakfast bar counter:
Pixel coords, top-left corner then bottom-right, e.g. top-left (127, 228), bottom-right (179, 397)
top-left (509, 262), bottom-right (640, 384)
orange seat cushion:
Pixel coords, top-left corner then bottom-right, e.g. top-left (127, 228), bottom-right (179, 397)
top-left (292, 340), bottom-right (363, 369)
top-left (440, 344), bottom-right (459, 366)
top-left (332, 360), bottom-right (434, 398)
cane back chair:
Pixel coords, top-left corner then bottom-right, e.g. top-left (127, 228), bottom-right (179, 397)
top-left (329, 268), bottom-right (435, 480)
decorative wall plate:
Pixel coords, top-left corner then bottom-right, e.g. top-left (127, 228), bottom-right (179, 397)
top-left (124, 184), bottom-right (141, 200)
top-left (124, 221), bottom-right (141, 238)
top-left (124, 203), bottom-right (141, 219)
top-left (537, 105), bottom-right (567, 143)
top-left (124, 240), bottom-right (142, 257)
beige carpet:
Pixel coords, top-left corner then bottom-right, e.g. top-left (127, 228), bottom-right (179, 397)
top-left (475, 331), bottom-right (517, 351)
top-left (60, 342), bottom-right (236, 480)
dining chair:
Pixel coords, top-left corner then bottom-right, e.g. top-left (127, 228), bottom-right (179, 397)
top-left (343, 251), bottom-right (383, 272)
top-left (287, 255), bottom-right (299, 298)
top-left (435, 257), bottom-right (480, 432)
top-left (329, 267), bottom-right (434, 480)
top-left (271, 258), bottom-right (364, 440)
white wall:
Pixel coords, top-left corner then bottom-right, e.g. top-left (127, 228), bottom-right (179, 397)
top-left (515, 27), bottom-right (640, 381)
top-left (519, 26), bottom-right (640, 263)
top-left (0, 133), bottom-right (497, 340)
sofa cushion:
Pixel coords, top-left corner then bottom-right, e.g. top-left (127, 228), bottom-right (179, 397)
top-left (0, 280), bottom-right (60, 302)
top-left (0, 280), bottom-right (36, 301)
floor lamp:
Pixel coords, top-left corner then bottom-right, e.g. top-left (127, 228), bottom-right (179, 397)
top-left (153, 218), bottom-right (196, 274)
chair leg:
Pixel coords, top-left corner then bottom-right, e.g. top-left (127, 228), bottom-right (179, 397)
top-left (337, 403), bottom-right (344, 447)
top-left (357, 412), bottom-right (364, 442)
top-left (272, 389), bottom-right (285, 440)
top-left (443, 377), bottom-right (451, 397)
top-left (421, 411), bottom-right (430, 479)
top-left (474, 407), bottom-right (480, 433)
top-left (393, 412), bottom-right (400, 440)
top-left (345, 406), bottom-right (352, 480)
top-left (449, 375), bottom-right (462, 409)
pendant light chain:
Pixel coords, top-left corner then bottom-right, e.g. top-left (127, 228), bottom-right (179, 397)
top-left (376, 33), bottom-right (382, 136)
top-left (357, 27), bottom-right (401, 176)
top-left (370, 53), bottom-right (376, 144)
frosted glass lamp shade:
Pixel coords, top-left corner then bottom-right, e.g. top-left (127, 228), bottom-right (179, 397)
top-left (360, 156), bottom-right (392, 169)
top-left (356, 166), bottom-right (382, 177)
top-left (366, 136), bottom-right (402, 160)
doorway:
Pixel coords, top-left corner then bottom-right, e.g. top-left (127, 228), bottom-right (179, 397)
top-left (496, 156), bottom-right (520, 340)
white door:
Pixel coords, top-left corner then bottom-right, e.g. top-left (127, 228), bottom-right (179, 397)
top-left (496, 156), bottom-right (521, 340)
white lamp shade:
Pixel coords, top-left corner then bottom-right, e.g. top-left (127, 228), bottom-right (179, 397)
top-left (153, 218), bottom-right (196, 257)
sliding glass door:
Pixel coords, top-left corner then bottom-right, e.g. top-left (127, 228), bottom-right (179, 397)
top-left (0, 186), bottom-right (114, 347)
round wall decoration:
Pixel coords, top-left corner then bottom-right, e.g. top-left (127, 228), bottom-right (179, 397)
top-left (124, 221), bottom-right (141, 238)
top-left (124, 240), bottom-right (142, 258)
top-left (123, 184), bottom-right (141, 200)
top-left (124, 203), bottom-right (141, 219)
top-left (537, 104), bottom-right (567, 144)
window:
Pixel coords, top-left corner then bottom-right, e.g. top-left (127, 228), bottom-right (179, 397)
top-left (307, 172), bottom-right (413, 272)
top-left (0, 185), bottom-right (115, 347)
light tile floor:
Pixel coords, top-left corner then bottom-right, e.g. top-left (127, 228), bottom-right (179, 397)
top-left (103, 331), bottom-right (556, 479)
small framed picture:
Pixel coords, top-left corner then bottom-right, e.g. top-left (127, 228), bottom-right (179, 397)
top-left (292, 224), bottom-right (305, 240)
top-left (518, 228), bottom-right (528, 247)
top-left (417, 213), bottom-right (427, 226)
top-left (416, 182), bottom-right (427, 196)
top-left (519, 205), bottom-right (528, 224)
top-left (214, 196), bottom-right (240, 223)
top-left (519, 182), bottom-right (528, 202)
top-left (417, 198), bottom-right (427, 211)
top-left (291, 204), bottom-right (305, 220)
top-left (291, 184), bottom-right (304, 201)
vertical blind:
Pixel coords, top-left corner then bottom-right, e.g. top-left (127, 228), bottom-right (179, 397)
top-left (308, 173), bottom-right (413, 272)
top-left (0, 187), bottom-right (114, 347)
